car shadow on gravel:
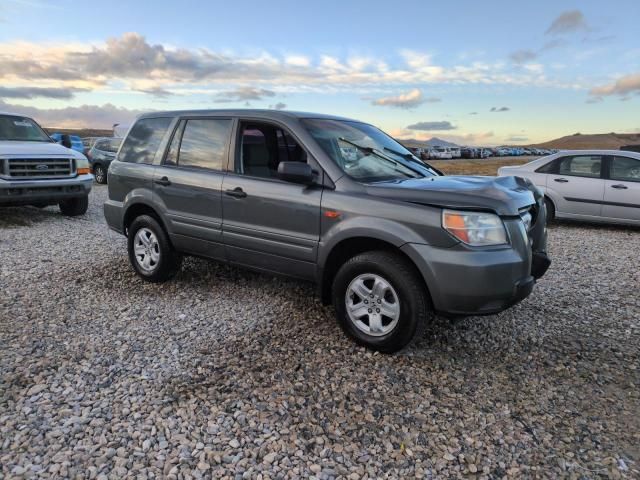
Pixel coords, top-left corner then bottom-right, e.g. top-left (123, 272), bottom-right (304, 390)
top-left (548, 219), bottom-right (640, 233)
top-left (0, 205), bottom-right (60, 227)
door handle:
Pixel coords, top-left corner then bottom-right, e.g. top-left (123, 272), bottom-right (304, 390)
top-left (225, 187), bottom-right (247, 198)
top-left (154, 176), bottom-right (171, 187)
top-left (611, 184), bottom-right (628, 190)
top-left (553, 178), bottom-right (569, 183)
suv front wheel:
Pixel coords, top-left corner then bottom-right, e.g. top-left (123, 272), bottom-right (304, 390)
top-left (332, 250), bottom-right (431, 353)
top-left (127, 215), bottom-right (183, 282)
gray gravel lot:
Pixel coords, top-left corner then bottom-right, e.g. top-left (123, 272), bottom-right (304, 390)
top-left (1, 185), bottom-right (639, 479)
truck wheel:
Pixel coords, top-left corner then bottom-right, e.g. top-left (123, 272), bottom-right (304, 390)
top-left (94, 164), bottom-right (107, 184)
top-left (59, 196), bottom-right (88, 216)
top-left (127, 215), bottom-right (182, 283)
top-left (332, 250), bottom-right (431, 353)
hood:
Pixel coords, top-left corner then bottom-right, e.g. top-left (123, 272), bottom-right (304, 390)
top-left (365, 175), bottom-right (536, 216)
top-left (0, 140), bottom-right (86, 160)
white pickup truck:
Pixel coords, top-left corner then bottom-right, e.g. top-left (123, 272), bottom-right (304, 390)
top-left (0, 112), bottom-right (93, 216)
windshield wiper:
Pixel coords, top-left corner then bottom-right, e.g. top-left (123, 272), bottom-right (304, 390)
top-left (338, 137), bottom-right (399, 165)
top-left (383, 146), bottom-right (444, 176)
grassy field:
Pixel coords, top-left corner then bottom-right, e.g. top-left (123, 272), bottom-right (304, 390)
top-left (429, 156), bottom-right (533, 176)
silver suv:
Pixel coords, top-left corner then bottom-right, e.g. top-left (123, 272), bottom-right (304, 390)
top-left (105, 110), bottom-right (550, 352)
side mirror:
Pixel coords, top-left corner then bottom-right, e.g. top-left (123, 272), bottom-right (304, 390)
top-left (61, 134), bottom-right (72, 149)
top-left (277, 161), bottom-right (315, 185)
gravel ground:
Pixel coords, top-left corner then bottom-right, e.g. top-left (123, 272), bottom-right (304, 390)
top-left (1, 185), bottom-right (639, 479)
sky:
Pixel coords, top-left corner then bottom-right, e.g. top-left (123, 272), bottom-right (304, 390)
top-left (0, 0), bottom-right (639, 145)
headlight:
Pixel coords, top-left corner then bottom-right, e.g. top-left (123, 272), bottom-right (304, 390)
top-left (442, 209), bottom-right (507, 246)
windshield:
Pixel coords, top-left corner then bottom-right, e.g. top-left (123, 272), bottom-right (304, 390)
top-left (0, 115), bottom-right (51, 142)
top-left (302, 119), bottom-right (438, 182)
top-left (95, 138), bottom-right (122, 153)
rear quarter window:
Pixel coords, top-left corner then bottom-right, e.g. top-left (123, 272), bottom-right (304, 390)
top-left (118, 117), bottom-right (172, 164)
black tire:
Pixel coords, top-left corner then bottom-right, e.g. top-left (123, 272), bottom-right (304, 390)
top-left (544, 197), bottom-right (555, 223)
top-left (59, 196), bottom-right (88, 216)
top-left (93, 164), bottom-right (107, 184)
top-left (332, 250), bottom-right (431, 353)
top-left (127, 215), bottom-right (182, 283)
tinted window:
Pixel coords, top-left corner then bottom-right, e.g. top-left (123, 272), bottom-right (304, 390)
top-left (239, 122), bottom-right (307, 178)
top-left (535, 159), bottom-right (558, 173)
top-left (177, 119), bottom-right (231, 170)
top-left (558, 155), bottom-right (602, 178)
top-left (119, 117), bottom-right (172, 164)
top-left (95, 138), bottom-right (121, 153)
top-left (610, 156), bottom-right (640, 182)
top-left (164, 120), bottom-right (185, 166)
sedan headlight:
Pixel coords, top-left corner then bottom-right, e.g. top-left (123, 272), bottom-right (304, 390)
top-left (442, 209), bottom-right (507, 246)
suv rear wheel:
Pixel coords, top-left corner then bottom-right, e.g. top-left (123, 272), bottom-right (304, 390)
top-left (332, 250), bottom-right (431, 353)
top-left (128, 215), bottom-right (182, 282)
top-left (59, 196), bottom-right (88, 216)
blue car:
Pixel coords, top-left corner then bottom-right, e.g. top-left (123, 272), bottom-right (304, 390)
top-left (50, 133), bottom-right (84, 153)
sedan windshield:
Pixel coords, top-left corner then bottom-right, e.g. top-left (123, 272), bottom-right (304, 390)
top-left (0, 115), bottom-right (51, 142)
top-left (302, 119), bottom-right (438, 182)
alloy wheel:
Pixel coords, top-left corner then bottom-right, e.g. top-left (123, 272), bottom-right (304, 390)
top-left (134, 228), bottom-right (160, 272)
top-left (345, 273), bottom-right (400, 336)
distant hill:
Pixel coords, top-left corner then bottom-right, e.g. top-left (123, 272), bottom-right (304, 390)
top-left (530, 132), bottom-right (640, 150)
top-left (44, 127), bottom-right (113, 138)
top-left (399, 137), bottom-right (460, 148)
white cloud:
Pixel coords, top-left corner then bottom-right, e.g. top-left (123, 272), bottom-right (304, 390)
top-left (371, 89), bottom-right (426, 109)
top-left (523, 64), bottom-right (544, 74)
top-left (0, 99), bottom-right (146, 129)
top-left (0, 33), bottom-right (572, 96)
top-left (285, 55), bottom-right (310, 67)
top-left (590, 72), bottom-right (640, 99)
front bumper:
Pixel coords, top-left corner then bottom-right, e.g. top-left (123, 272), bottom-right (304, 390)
top-left (0, 175), bottom-right (93, 206)
top-left (402, 217), bottom-right (550, 316)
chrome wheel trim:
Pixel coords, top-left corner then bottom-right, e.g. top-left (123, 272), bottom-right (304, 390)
top-left (345, 273), bottom-right (400, 337)
top-left (134, 228), bottom-right (160, 272)
top-left (94, 166), bottom-right (105, 183)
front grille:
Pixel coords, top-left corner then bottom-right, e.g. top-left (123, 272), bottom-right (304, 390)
top-left (4, 158), bottom-right (74, 179)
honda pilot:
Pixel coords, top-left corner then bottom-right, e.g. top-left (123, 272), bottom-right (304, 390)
top-left (104, 110), bottom-right (550, 352)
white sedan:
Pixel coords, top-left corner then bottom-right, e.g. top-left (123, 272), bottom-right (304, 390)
top-left (498, 150), bottom-right (640, 226)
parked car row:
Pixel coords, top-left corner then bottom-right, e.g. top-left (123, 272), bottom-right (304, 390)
top-left (407, 145), bottom-right (558, 160)
top-left (495, 147), bottom-right (557, 157)
top-left (4, 108), bottom-right (639, 353)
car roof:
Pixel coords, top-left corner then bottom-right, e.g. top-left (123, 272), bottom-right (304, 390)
top-left (0, 111), bottom-right (30, 117)
top-left (137, 108), bottom-right (360, 123)
top-left (552, 149), bottom-right (640, 158)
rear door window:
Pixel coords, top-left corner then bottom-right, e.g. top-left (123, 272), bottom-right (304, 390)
top-left (119, 117), bottom-right (172, 164)
top-left (174, 119), bottom-right (232, 171)
top-left (557, 155), bottom-right (603, 178)
top-left (610, 156), bottom-right (640, 182)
